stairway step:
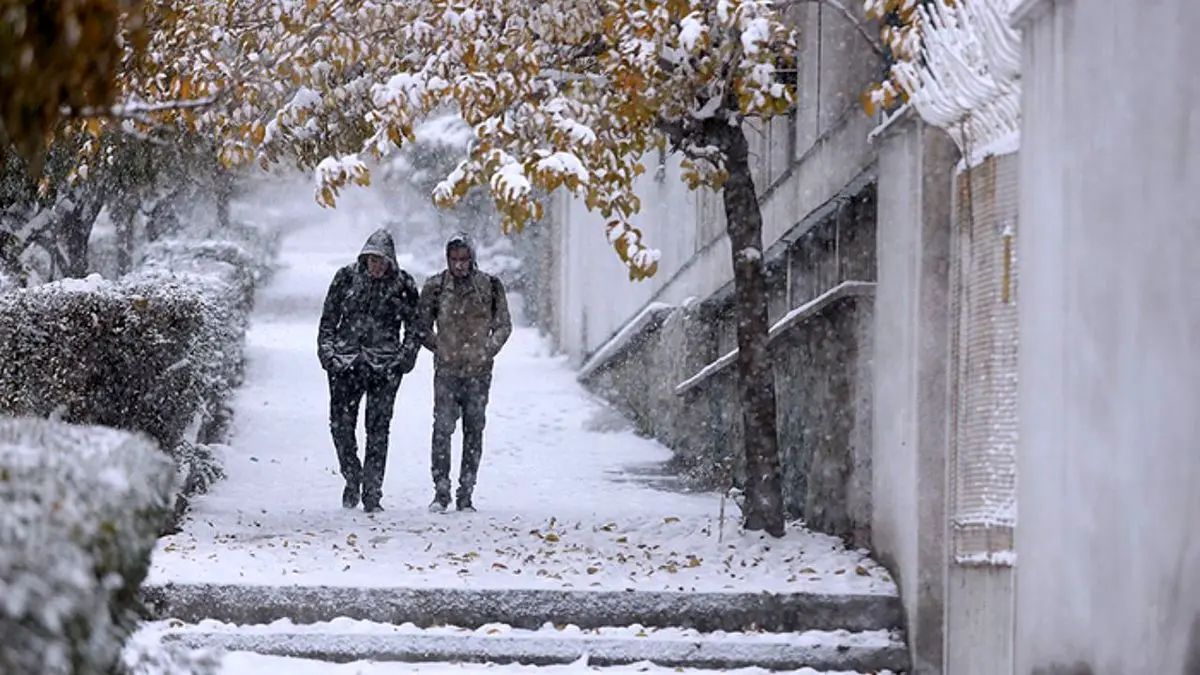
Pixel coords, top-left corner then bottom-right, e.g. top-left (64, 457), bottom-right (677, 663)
top-left (142, 582), bottom-right (903, 633)
top-left (152, 619), bottom-right (909, 672)
top-left (219, 651), bottom-right (897, 674)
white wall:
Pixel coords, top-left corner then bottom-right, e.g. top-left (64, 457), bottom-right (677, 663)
top-left (554, 2), bottom-right (884, 365)
top-left (872, 113), bottom-right (958, 674)
top-left (1015, 1), bottom-right (1200, 672)
top-left (557, 154), bottom-right (712, 365)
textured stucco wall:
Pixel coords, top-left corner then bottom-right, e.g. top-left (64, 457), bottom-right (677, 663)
top-left (1015, 1), bottom-right (1200, 673)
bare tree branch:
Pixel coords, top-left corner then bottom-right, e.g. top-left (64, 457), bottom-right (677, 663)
top-left (63, 91), bottom-right (227, 125)
top-left (777, 0), bottom-right (886, 57)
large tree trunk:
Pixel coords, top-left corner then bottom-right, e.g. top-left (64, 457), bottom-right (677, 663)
top-left (58, 187), bottom-right (104, 278)
top-left (720, 126), bottom-right (786, 537)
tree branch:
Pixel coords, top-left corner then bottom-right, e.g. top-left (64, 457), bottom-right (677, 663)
top-left (64, 91), bottom-right (227, 125)
top-left (777, 0), bottom-right (885, 58)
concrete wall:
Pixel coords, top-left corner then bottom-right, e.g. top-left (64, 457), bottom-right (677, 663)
top-left (517, 0), bottom-right (886, 548)
top-left (581, 197), bottom-right (879, 547)
top-left (557, 154), bottom-right (708, 365)
top-left (1014, 1), bottom-right (1200, 674)
top-left (541, 1), bottom-right (882, 368)
top-left (871, 112), bottom-right (958, 675)
top-left (946, 565), bottom-right (1015, 675)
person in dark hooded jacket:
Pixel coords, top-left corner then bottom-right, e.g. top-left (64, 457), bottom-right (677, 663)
top-left (415, 233), bottom-right (512, 512)
top-left (318, 228), bottom-right (420, 512)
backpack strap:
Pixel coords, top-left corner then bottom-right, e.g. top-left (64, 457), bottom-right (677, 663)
top-left (429, 271), bottom-right (499, 321)
top-left (427, 271), bottom-right (447, 322)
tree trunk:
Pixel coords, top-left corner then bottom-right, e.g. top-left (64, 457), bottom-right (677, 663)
top-left (720, 126), bottom-right (786, 537)
top-left (215, 165), bottom-right (233, 229)
top-left (113, 201), bottom-right (135, 275)
top-left (59, 188), bottom-right (103, 278)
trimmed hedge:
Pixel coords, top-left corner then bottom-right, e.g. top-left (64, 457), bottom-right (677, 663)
top-left (0, 416), bottom-right (176, 675)
top-left (0, 223), bottom-right (279, 531)
top-left (0, 275), bottom-right (214, 451)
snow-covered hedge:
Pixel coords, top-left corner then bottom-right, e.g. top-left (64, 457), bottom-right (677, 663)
top-left (0, 223), bottom-right (279, 530)
top-left (0, 274), bottom-right (219, 450)
top-left (0, 416), bottom-right (176, 675)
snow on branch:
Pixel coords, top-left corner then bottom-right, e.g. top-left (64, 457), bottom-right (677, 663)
top-left (66, 91), bottom-right (227, 125)
top-left (886, 0), bottom-right (1022, 161)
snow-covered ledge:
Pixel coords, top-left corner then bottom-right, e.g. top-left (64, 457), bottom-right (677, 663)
top-left (576, 302), bottom-right (675, 382)
top-left (889, 0), bottom-right (1023, 164)
top-left (674, 281), bottom-right (877, 396)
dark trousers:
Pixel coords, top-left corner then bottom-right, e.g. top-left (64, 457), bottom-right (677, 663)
top-left (328, 367), bottom-right (400, 507)
top-left (431, 372), bottom-right (492, 502)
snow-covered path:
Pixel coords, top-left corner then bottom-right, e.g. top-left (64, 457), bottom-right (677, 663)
top-left (147, 189), bottom-right (895, 597)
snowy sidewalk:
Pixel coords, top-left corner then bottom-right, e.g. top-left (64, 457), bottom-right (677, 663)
top-left (147, 204), bottom-right (897, 604)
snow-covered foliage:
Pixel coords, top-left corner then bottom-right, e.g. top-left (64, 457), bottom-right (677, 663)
top-left (379, 111), bottom-right (507, 269)
top-left (865, 0), bottom-right (1021, 158)
top-left (0, 219), bottom-right (278, 530)
top-left (0, 416), bottom-right (176, 675)
top-left (139, 238), bottom-right (268, 314)
top-left (121, 639), bottom-right (218, 675)
top-left (58, 0), bottom-right (796, 281)
top-left (0, 275), bottom-right (219, 449)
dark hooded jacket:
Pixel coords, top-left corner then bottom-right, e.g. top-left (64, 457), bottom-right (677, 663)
top-left (318, 229), bottom-right (420, 375)
top-left (416, 233), bottom-right (513, 376)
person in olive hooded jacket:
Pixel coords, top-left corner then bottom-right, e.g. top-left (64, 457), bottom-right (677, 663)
top-left (416, 233), bottom-right (512, 512)
top-left (318, 228), bottom-right (420, 513)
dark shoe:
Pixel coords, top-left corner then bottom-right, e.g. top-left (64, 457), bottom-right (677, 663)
top-left (342, 483), bottom-right (360, 509)
top-left (429, 495), bottom-right (450, 513)
top-left (363, 502), bottom-right (384, 514)
top-left (456, 495), bottom-right (476, 513)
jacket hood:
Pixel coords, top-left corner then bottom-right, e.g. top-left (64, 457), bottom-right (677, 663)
top-left (359, 228), bottom-right (400, 273)
top-left (445, 232), bottom-right (477, 271)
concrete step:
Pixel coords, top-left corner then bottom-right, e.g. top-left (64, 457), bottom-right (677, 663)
top-left (152, 619), bottom-right (909, 672)
top-left (141, 582), bottom-right (904, 634)
top-left (218, 651), bottom-right (897, 674)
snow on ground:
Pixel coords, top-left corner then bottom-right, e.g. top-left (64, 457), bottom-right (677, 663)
top-left (148, 182), bottom-right (896, 596)
top-left (141, 618), bottom-right (897, 647)
top-left (218, 653), bottom-right (894, 675)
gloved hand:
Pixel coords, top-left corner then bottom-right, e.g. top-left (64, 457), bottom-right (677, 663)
top-left (318, 346), bottom-right (336, 372)
top-left (484, 335), bottom-right (503, 358)
top-left (395, 343), bottom-right (418, 376)
top-left (324, 353), bottom-right (358, 374)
